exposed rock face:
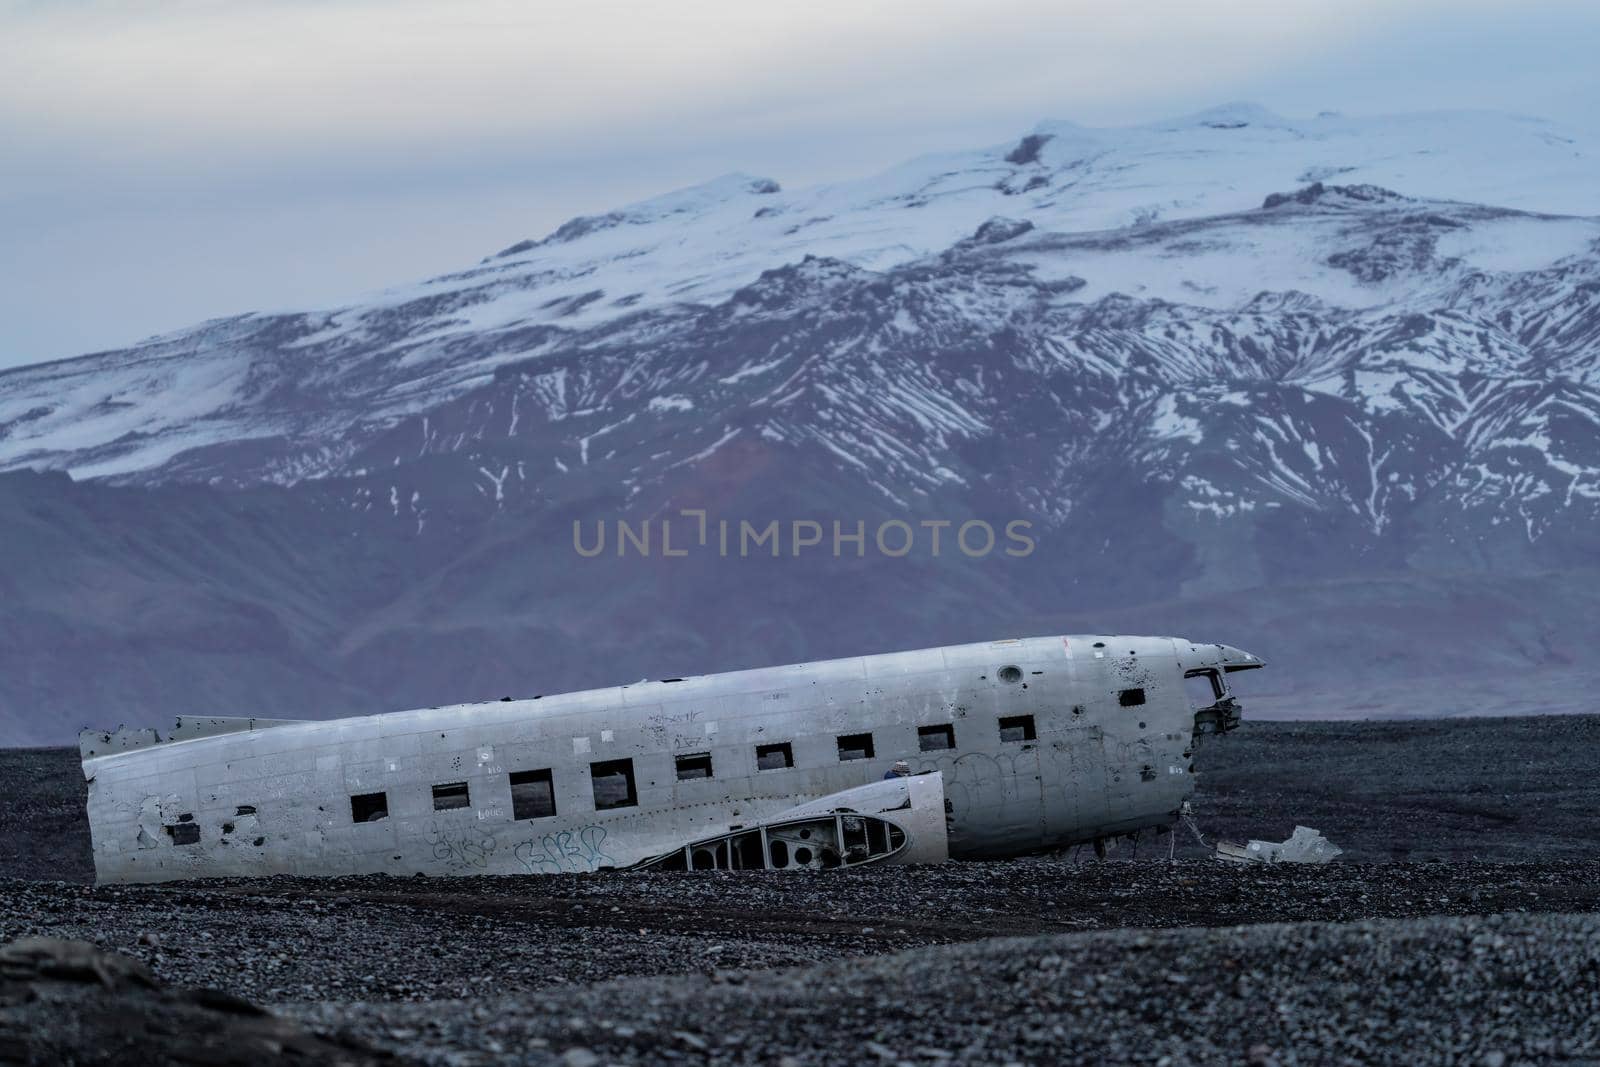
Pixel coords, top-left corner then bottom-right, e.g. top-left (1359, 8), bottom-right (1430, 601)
top-left (1004, 132), bottom-right (1053, 165)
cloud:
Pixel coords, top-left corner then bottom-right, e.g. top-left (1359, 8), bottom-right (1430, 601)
top-left (0, 1), bottom-right (1396, 164)
top-left (0, 0), bottom-right (1596, 368)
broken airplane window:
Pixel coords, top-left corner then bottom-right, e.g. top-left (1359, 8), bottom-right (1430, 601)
top-left (756, 742), bottom-right (794, 770)
top-left (509, 769), bottom-right (556, 820)
top-left (590, 758), bottom-right (638, 810)
top-left (675, 752), bottom-right (714, 780)
top-left (163, 819), bottom-right (201, 846)
top-left (1184, 670), bottom-right (1223, 706)
top-left (836, 732), bottom-right (875, 761)
top-left (432, 781), bottom-right (471, 811)
top-left (998, 715), bottom-right (1036, 743)
top-left (918, 724), bottom-right (956, 751)
top-left (1119, 687), bottom-right (1147, 708)
top-left (350, 791), bottom-right (389, 823)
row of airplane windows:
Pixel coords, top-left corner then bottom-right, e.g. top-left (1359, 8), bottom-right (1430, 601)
top-left (344, 690), bottom-right (1149, 827)
top-left (141, 691), bottom-right (1153, 846)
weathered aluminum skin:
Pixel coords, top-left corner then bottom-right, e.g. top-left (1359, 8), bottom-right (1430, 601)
top-left (78, 634), bottom-right (1259, 883)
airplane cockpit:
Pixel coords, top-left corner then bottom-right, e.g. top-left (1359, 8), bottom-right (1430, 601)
top-left (1178, 641), bottom-right (1262, 734)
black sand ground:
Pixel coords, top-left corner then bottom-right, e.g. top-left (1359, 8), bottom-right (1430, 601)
top-left (3, 716), bottom-right (1599, 1064)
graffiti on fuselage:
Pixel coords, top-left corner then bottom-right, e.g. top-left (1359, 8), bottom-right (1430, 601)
top-left (644, 708), bottom-right (709, 751)
top-left (426, 822), bottom-right (499, 871)
top-left (513, 824), bottom-right (616, 874)
top-left (927, 749), bottom-right (1043, 855)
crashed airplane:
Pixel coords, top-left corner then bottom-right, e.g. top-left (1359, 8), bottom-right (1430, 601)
top-left (78, 635), bottom-right (1262, 884)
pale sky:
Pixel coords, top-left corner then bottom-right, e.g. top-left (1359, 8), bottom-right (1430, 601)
top-left (2, 0), bottom-right (1597, 370)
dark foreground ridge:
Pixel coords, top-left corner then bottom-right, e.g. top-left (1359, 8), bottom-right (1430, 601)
top-left (0, 936), bottom-right (409, 1066)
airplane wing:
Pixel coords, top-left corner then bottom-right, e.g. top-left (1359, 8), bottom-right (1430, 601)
top-left (632, 771), bottom-right (950, 872)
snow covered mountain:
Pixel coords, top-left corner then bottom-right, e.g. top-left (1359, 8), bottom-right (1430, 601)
top-left (2, 104), bottom-right (1595, 485)
top-left (1, 105), bottom-right (1597, 744)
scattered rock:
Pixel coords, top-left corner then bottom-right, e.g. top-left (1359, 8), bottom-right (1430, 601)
top-left (1004, 133), bottom-right (1053, 166)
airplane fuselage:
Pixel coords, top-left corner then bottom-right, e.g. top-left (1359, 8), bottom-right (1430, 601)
top-left (78, 634), bottom-right (1260, 883)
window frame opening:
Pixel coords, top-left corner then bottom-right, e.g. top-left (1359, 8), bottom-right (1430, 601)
top-left (835, 732), bottom-right (876, 762)
top-left (998, 714), bottom-right (1037, 743)
top-left (917, 724), bottom-right (956, 752)
top-left (350, 791), bottom-right (389, 823)
top-left (432, 781), bottom-right (471, 811)
top-left (1118, 687), bottom-right (1147, 708)
top-left (509, 768), bottom-right (556, 820)
top-left (590, 758), bottom-right (639, 810)
top-left (1183, 669), bottom-right (1224, 707)
top-left (756, 742), bottom-right (794, 771)
top-left (675, 752), bottom-right (714, 781)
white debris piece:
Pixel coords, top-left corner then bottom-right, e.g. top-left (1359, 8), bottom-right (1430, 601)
top-left (1215, 825), bottom-right (1343, 865)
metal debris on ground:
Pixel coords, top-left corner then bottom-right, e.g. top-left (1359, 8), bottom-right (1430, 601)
top-left (1215, 825), bottom-right (1344, 865)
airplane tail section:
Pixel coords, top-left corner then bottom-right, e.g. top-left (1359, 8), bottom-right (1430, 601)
top-left (78, 715), bottom-right (309, 773)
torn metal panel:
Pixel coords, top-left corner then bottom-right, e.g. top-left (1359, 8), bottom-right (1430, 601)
top-left (134, 797), bottom-right (163, 850)
top-left (78, 727), bottom-right (164, 763)
top-left (634, 771), bottom-right (951, 871)
top-left (632, 813), bottom-right (911, 872)
top-left (1216, 825), bottom-right (1343, 865)
top-left (1192, 696), bottom-right (1243, 735)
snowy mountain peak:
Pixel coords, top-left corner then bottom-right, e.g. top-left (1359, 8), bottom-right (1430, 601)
top-left (492, 172), bottom-right (783, 260)
top-left (1155, 101), bottom-right (1293, 130)
top-left (2, 105), bottom-right (1599, 492)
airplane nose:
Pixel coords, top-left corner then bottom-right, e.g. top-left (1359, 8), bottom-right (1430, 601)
top-left (1215, 645), bottom-right (1264, 672)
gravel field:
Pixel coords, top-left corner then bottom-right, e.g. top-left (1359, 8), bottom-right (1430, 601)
top-left (291, 911), bottom-right (1600, 1067)
top-left (5, 861), bottom-right (1600, 1003)
top-left (4, 715), bottom-right (1599, 1064)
